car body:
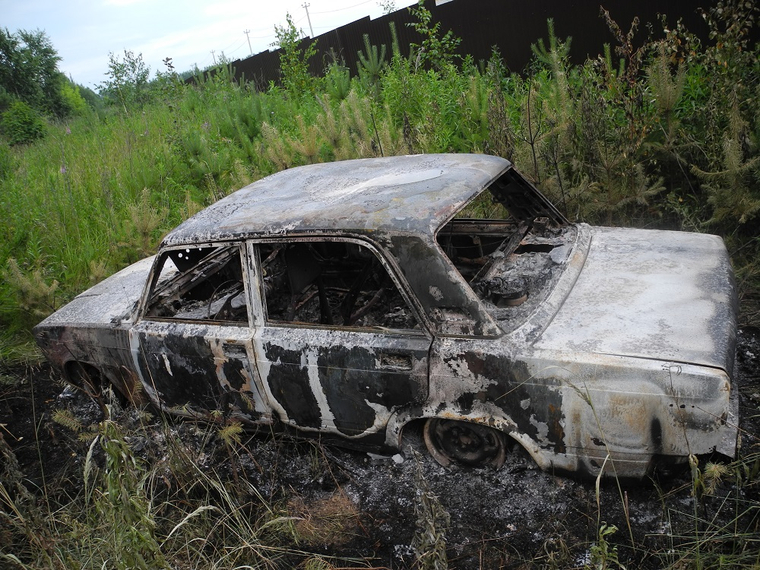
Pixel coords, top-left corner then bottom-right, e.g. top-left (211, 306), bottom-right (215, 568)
top-left (34, 154), bottom-right (739, 479)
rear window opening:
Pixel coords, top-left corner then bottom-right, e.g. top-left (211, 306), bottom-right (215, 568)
top-left (436, 173), bottom-right (576, 324)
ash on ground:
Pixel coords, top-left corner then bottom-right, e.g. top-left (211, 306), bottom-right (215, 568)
top-left (2, 327), bottom-right (759, 569)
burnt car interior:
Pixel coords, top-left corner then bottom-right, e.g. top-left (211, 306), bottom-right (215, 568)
top-left (436, 170), bottom-right (575, 320)
top-left (145, 245), bottom-right (249, 323)
top-left (259, 241), bottom-right (420, 331)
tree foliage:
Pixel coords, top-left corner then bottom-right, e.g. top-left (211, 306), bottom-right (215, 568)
top-left (0, 100), bottom-right (46, 145)
top-left (272, 13), bottom-right (317, 97)
top-left (100, 50), bottom-right (152, 112)
top-left (357, 34), bottom-right (387, 97)
top-left (0, 28), bottom-right (69, 117)
top-left (406, 0), bottom-right (461, 70)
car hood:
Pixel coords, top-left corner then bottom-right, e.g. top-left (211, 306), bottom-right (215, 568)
top-left (533, 226), bottom-right (738, 373)
top-left (34, 256), bottom-right (154, 329)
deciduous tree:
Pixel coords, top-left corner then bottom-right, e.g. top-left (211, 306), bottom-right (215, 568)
top-left (0, 28), bottom-right (68, 117)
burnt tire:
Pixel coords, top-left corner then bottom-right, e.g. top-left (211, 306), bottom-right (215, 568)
top-left (424, 418), bottom-right (507, 469)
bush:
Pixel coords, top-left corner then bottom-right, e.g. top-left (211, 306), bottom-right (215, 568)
top-left (60, 82), bottom-right (90, 116)
top-left (1, 101), bottom-right (46, 145)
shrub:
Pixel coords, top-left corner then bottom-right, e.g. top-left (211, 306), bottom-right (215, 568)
top-left (60, 81), bottom-right (89, 116)
top-left (1, 101), bottom-right (46, 145)
top-left (273, 13), bottom-right (317, 97)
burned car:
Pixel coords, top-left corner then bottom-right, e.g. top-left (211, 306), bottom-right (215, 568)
top-left (34, 154), bottom-right (738, 479)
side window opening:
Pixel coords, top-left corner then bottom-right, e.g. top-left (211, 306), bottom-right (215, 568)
top-left (260, 241), bottom-right (420, 331)
top-left (145, 244), bottom-right (249, 323)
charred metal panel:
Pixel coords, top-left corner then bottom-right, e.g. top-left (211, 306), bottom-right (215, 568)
top-left (130, 321), bottom-right (270, 423)
top-left (34, 319), bottom-right (141, 404)
top-left (264, 342), bottom-right (323, 429)
top-left (428, 338), bottom-right (565, 453)
top-left (514, 351), bottom-right (738, 476)
top-left (161, 154), bottom-right (510, 246)
top-left (136, 332), bottom-right (223, 409)
top-left (318, 344), bottom-right (421, 435)
top-left (388, 235), bottom-right (501, 337)
top-left (534, 227), bottom-right (738, 372)
top-left (255, 326), bottom-right (429, 437)
top-left (423, 329), bottom-right (738, 478)
top-left (458, 351), bottom-right (566, 453)
top-left (33, 255), bottom-right (148, 394)
top-left (34, 257), bottom-right (152, 330)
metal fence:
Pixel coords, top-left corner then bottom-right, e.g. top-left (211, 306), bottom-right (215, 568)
top-left (201, 0), bottom-right (709, 86)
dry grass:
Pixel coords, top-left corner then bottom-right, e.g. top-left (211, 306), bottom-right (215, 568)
top-left (287, 493), bottom-right (362, 547)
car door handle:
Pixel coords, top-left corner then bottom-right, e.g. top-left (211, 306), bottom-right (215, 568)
top-left (378, 353), bottom-right (413, 371)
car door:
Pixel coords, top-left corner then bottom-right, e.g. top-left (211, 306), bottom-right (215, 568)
top-left (129, 242), bottom-right (272, 424)
top-left (249, 238), bottom-right (431, 440)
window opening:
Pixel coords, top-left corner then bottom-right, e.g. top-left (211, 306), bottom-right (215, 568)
top-left (436, 174), bottom-right (576, 321)
top-left (260, 241), bottom-right (419, 331)
top-left (145, 245), bottom-right (249, 323)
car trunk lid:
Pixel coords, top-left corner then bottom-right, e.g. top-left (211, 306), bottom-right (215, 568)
top-left (533, 227), bottom-right (738, 373)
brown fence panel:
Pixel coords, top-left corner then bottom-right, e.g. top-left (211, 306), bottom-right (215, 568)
top-left (198, 0), bottom-right (709, 86)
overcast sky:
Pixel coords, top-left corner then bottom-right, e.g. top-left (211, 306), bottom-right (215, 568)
top-left (3, 0), bottom-right (414, 90)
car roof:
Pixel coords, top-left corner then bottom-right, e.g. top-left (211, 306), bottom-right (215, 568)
top-left (161, 154), bottom-right (511, 247)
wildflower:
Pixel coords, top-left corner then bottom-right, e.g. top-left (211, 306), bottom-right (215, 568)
top-left (60, 165), bottom-right (67, 174)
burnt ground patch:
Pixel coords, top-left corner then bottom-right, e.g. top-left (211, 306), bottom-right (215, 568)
top-left (1, 327), bottom-right (759, 568)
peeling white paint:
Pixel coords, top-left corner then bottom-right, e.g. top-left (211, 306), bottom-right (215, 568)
top-left (304, 348), bottom-right (337, 430)
top-left (428, 286), bottom-right (444, 301)
top-left (162, 353), bottom-right (173, 376)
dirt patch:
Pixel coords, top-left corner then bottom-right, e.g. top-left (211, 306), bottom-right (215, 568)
top-left (2, 327), bottom-right (759, 568)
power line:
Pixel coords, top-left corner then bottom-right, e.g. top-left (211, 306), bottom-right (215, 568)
top-left (245, 31), bottom-right (277, 40)
top-left (311, 0), bottom-right (373, 15)
top-left (223, 40), bottom-right (249, 58)
top-left (220, 35), bottom-right (246, 54)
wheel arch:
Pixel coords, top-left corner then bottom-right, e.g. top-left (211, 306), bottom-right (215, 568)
top-left (62, 359), bottom-right (145, 405)
top-left (387, 404), bottom-right (549, 464)
top-left (63, 360), bottom-right (106, 396)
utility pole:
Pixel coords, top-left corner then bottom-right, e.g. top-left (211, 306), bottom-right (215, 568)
top-left (244, 29), bottom-right (253, 55)
top-left (211, 50), bottom-right (216, 65)
top-left (302, 3), bottom-right (314, 37)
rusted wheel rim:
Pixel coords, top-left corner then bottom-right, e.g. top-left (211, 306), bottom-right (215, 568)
top-left (424, 418), bottom-right (507, 469)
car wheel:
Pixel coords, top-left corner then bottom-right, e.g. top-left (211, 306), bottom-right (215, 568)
top-left (423, 418), bottom-right (507, 469)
